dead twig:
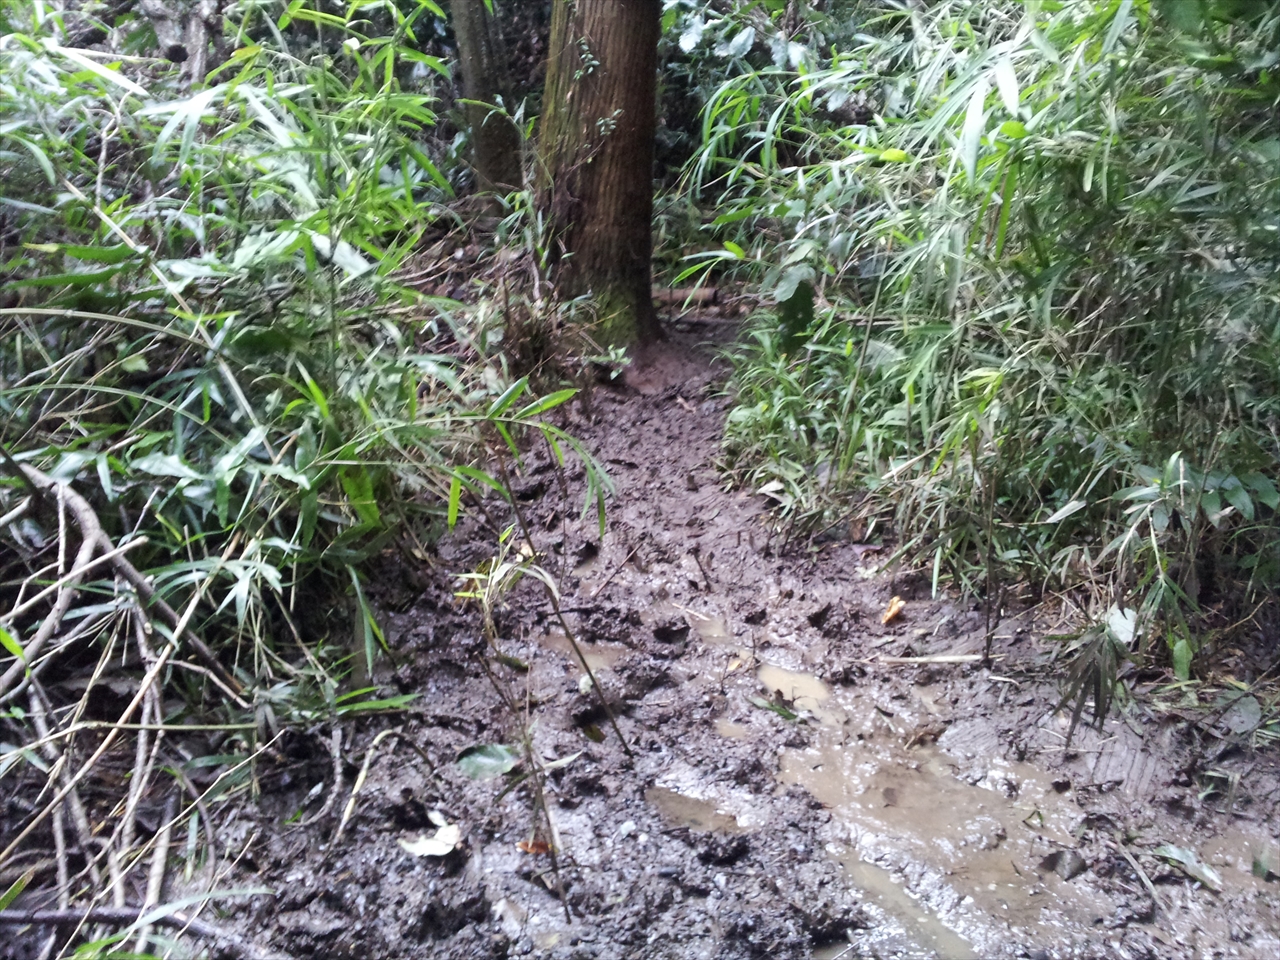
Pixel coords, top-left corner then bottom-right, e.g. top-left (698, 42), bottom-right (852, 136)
top-left (299, 727), bottom-right (344, 828)
top-left (330, 728), bottom-right (436, 847)
top-left (331, 728), bottom-right (393, 847)
top-left (27, 686), bottom-right (106, 894)
top-left (134, 793), bottom-right (177, 953)
top-left (690, 544), bottom-right (714, 589)
top-left (3, 537), bottom-right (147, 625)
top-left (588, 546), bottom-right (638, 599)
top-left (0, 463), bottom-right (242, 698)
top-left (1114, 834), bottom-right (1162, 921)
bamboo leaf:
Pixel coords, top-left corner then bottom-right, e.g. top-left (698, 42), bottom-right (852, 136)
top-left (1044, 499), bottom-right (1087, 524)
top-left (447, 474), bottom-right (462, 530)
top-left (486, 377), bottom-right (528, 418)
top-left (959, 78), bottom-right (990, 184)
top-left (993, 58), bottom-right (1020, 116)
top-left (514, 389), bottom-right (576, 419)
top-left (0, 625), bottom-right (25, 663)
top-left (45, 44), bottom-right (148, 97)
top-left (0, 869), bottom-right (33, 910)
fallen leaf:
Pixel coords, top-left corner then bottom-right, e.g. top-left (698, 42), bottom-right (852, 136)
top-left (542, 750), bottom-right (582, 771)
top-left (517, 839), bottom-right (552, 855)
top-left (399, 823), bottom-right (461, 857)
top-left (1155, 844), bottom-right (1222, 892)
top-left (881, 596), bottom-right (906, 625)
top-left (756, 479), bottom-right (786, 501)
top-left (456, 743), bottom-right (519, 780)
top-left (495, 652), bottom-right (529, 673)
top-left (1220, 694), bottom-right (1262, 735)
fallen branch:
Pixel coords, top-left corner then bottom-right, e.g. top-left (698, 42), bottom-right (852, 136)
top-left (1, 463), bottom-right (242, 698)
top-left (0, 534), bottom-right (239, 867)
top-left (652, 286), bottom-right (717, 306)
top-left (134, 794), bottom-right (177, 953)
top-left (0, 468), bottom-right (102, 699)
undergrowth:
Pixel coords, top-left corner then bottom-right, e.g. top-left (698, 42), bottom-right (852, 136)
top-left (0, 2), bottom-right (604, 955)
top-left (677, 0), bottom-right (1280, 684)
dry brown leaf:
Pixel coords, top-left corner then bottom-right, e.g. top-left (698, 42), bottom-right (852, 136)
top-left (848, 517), bottom-right (867, 542)
top-left (881, 596), bottom-right (905, 625)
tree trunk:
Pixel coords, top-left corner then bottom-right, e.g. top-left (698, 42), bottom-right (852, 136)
top-left (138, 0), bottom-right (225, 85)
top-left (451, 0), bottom-right (522, 192)
top-left (538, 0), bottom-right (661, 345)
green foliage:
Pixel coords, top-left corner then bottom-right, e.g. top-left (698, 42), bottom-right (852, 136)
top-left (687, 0), bottom-right (1280, 677)
top-left (0, 0), bottom-right (608, 821)
top-left (0, 4), bottom-right (610, 946)
top-left (4, 2), bottom-right (434, 675)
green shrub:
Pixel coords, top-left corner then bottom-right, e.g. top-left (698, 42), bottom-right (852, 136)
top-left (686, 0), bottom-right (1280, 675)
top-left (0, 0), bottom-right (601, 727)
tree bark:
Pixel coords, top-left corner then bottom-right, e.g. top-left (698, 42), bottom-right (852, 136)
top-left (538, 0), bottom-right (661, 345)
top-left (137, 0), bottom-right (224, 84)
top-left (451, 0), bottom-right (522, 193)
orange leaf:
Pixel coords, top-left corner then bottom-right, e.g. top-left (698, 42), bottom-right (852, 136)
top-left (517, 839), bottom-right (552, 855)
top-left (881, 596), bottom-right (905, 625)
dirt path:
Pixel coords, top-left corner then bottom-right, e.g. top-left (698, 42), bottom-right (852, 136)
top-left (224, 330), bottom-right (1280, 960)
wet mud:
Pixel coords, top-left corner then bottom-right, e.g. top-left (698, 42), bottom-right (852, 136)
top-left (220, 327), bottom-right (1280, 959)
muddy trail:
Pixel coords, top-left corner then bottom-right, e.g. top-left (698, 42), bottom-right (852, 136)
top-left (215, 328), bottom-right (1280, 960)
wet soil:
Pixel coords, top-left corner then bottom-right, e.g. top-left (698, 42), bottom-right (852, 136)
top-left (218, 326), bottom-right (1280, 959)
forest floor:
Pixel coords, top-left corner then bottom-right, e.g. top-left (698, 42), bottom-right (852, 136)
top-left (212, 320), bottom-right (1280, 960)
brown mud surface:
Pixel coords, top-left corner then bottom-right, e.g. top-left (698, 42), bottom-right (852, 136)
top-left (216, 328), bottom-right (1280, 959)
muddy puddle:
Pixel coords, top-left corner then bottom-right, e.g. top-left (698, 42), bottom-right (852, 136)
top-left (751, 664), bottom-right (1108, 955)
top-left (538, 629), bottom-right (628, 673)
top-left (715, 717), bottom-right (751, 740)
top-left (645, 786), bottom-right (747, 834)
top-left (650, 601), bottom-right (736, 647)
top-left (737, 661), bottom-right (1280, 957)
top-left (813, 857), bottom-right (980, 960)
